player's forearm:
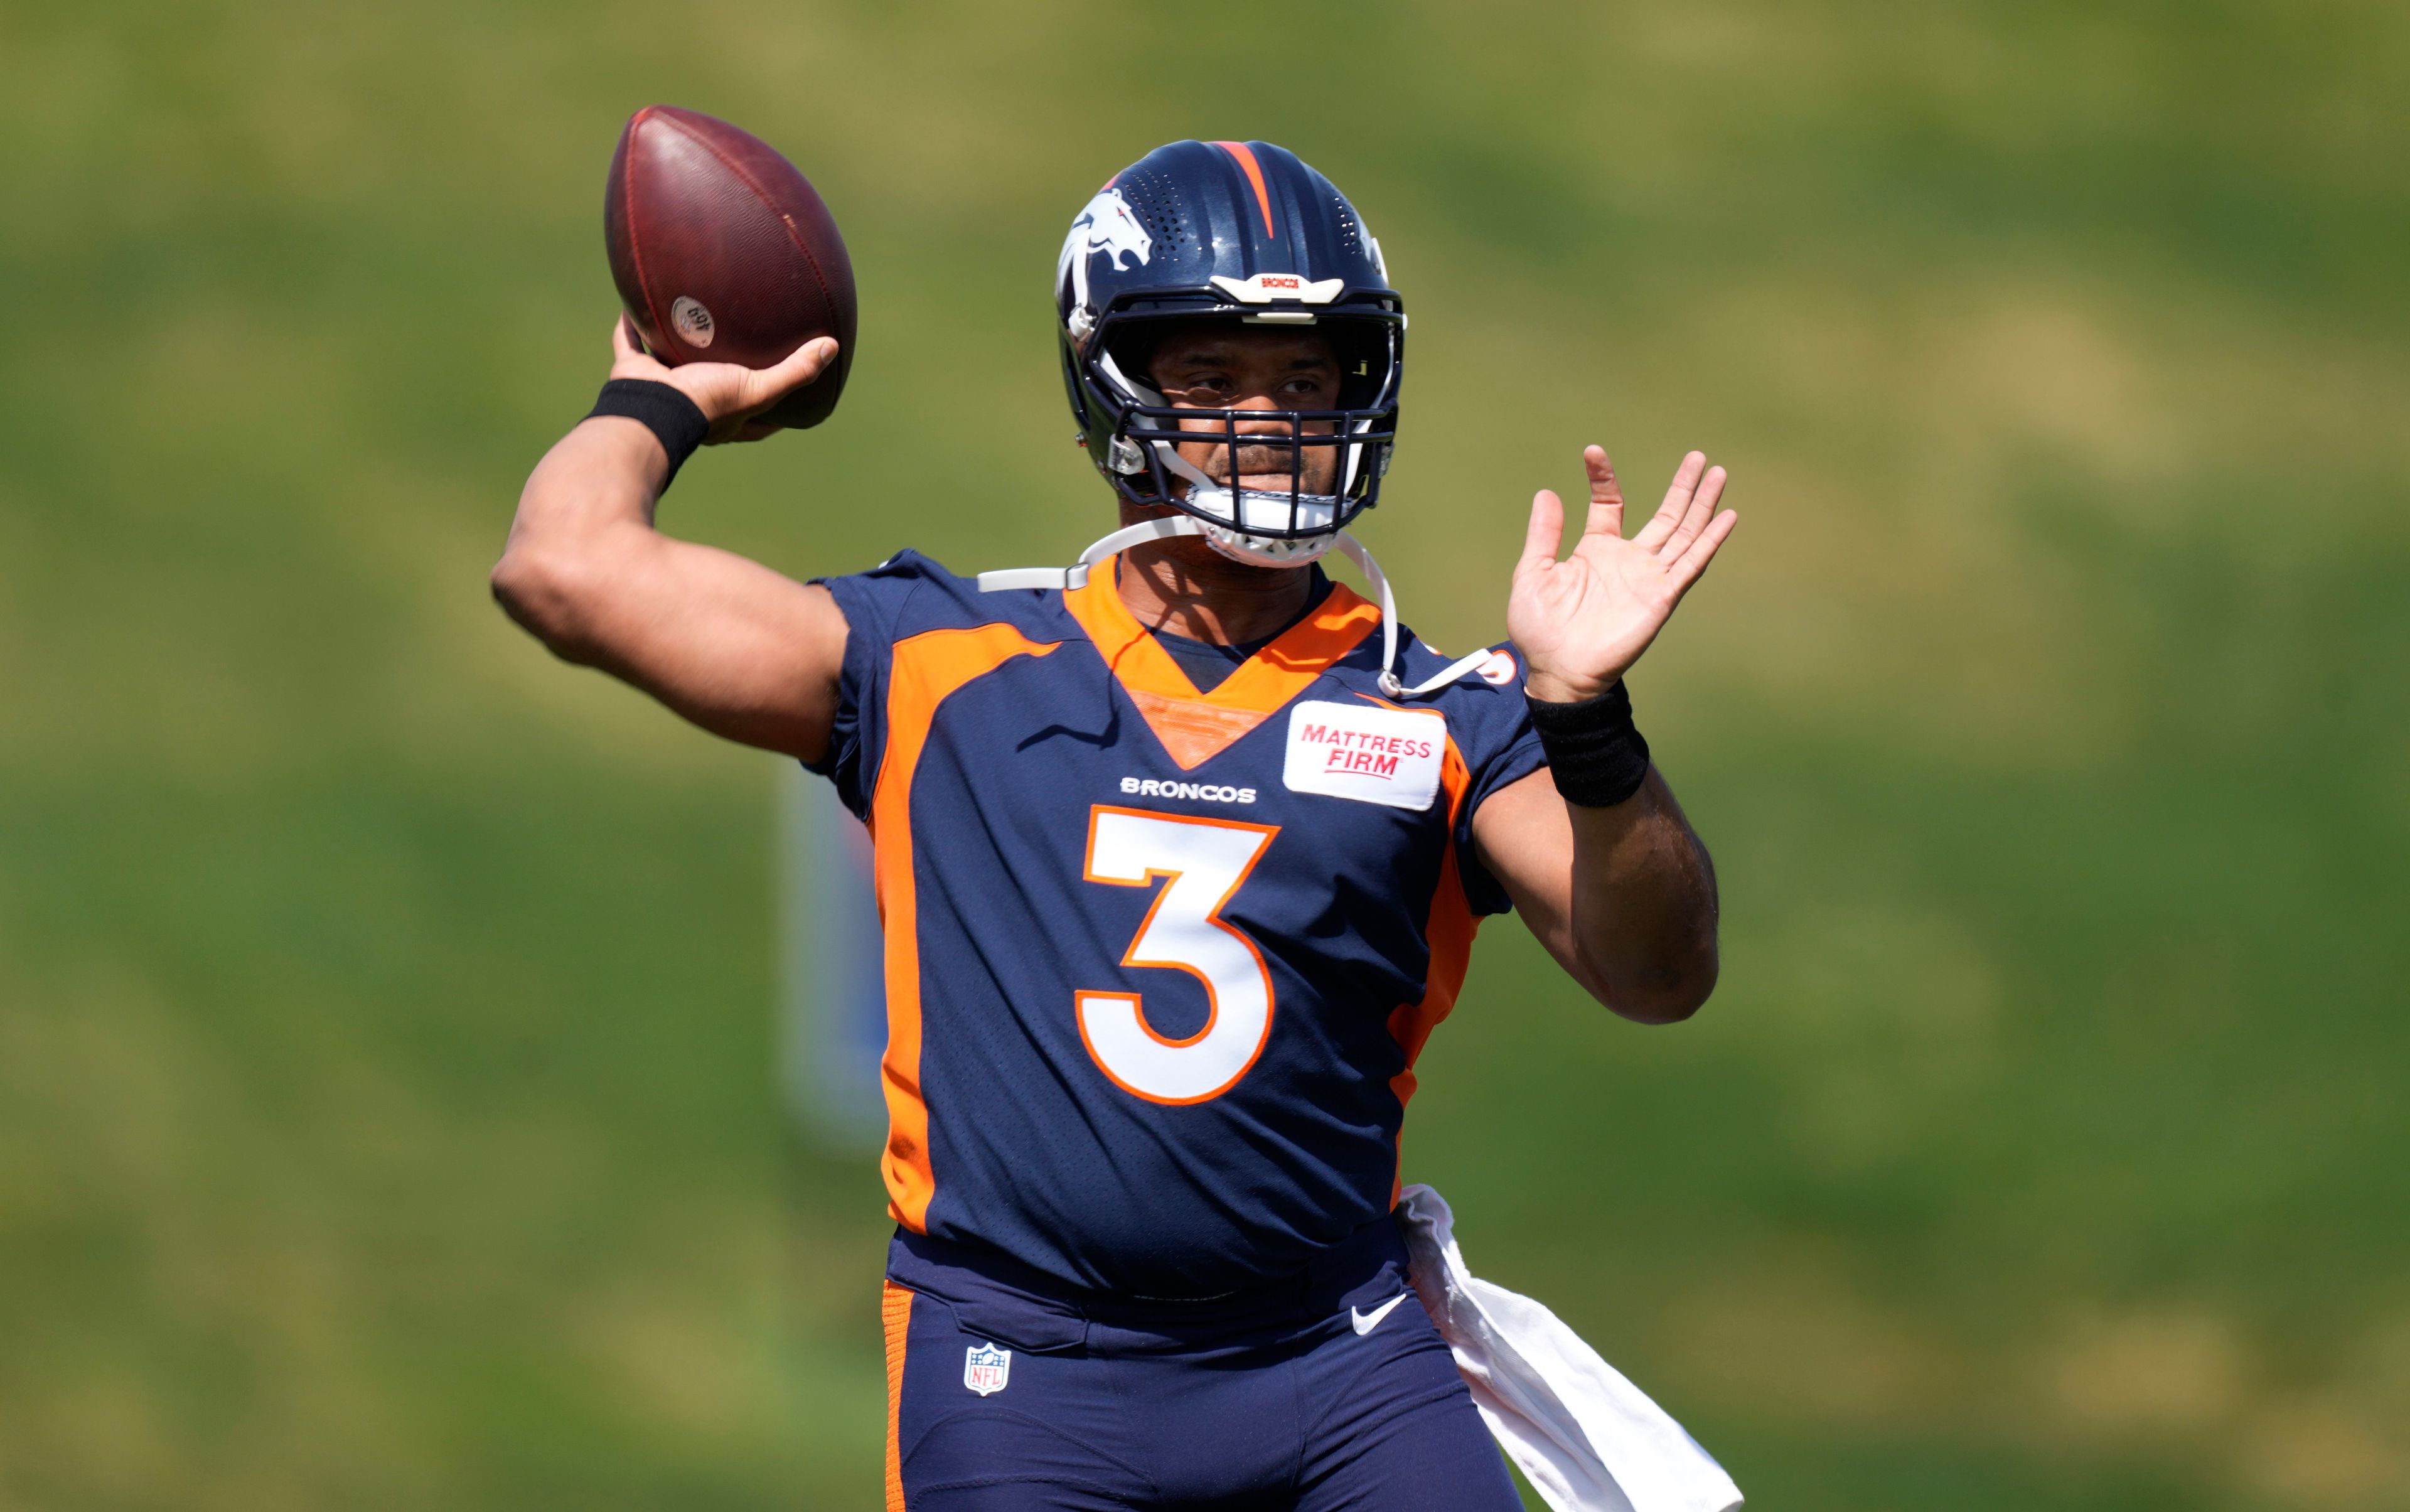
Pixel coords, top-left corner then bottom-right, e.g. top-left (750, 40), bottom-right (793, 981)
top-left (491, 418), bottom-right (848, 760)
top-left (1563, 769), bottom-right (1720, 1024)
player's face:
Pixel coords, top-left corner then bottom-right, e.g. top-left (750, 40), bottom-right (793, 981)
top-left (1149, 326), bottom-right (1342, 496)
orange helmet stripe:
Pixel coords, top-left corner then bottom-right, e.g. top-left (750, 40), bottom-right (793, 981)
top-left (1211, 140), bottom-right (1277, 239)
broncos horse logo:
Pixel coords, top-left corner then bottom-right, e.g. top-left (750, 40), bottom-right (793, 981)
top-left (1058, 186), bottom-right (1154, 322)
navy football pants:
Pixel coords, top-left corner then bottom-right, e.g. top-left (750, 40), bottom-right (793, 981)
top-left (882, 1223), bottom-right (1523, 1511)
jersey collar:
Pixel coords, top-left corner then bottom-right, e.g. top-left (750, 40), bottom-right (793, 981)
top-left (1061, 559), bottom-right (1383, 770)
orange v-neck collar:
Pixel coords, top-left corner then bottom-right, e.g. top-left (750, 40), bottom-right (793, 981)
top-left (1061, 562), bottom-right (1383, 770)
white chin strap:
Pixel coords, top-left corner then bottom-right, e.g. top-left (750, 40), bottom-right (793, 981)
top-left (976, 517), bottom-right (1496, 700)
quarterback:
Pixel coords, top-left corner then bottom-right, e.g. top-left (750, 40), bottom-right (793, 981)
top-left (495, 139), bottom-right (1735, 1510)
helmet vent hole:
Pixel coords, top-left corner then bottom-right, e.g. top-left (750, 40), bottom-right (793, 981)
top-left (1113, 167), bottom-right (1205, 256)
top-left (1332, 195), bottom-right (1362, 255)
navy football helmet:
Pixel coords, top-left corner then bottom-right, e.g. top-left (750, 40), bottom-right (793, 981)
top-left (1056, 141), bottom-right (1404, 567)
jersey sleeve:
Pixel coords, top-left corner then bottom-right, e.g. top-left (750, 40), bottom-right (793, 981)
top-left (1444, 645), bottom-right (1548, 916)
top-left (805, 550), bottom-right (939, 820)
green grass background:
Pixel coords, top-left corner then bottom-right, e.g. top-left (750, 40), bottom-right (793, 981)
top-left (4, 1), bottom-right (2406, 1506)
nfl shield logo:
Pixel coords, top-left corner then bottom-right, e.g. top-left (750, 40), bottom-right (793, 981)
top-left (963, 1342), bottom-right (1011, 1396)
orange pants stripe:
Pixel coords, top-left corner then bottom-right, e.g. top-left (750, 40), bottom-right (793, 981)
top-left (882, 1281), bottom-right (914, 1512)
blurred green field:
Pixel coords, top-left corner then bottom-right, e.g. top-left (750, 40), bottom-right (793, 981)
top-left (4, 1), bottom-right (2406, 1507)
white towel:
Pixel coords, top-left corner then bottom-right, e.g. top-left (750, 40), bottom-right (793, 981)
top-left (1397, 1184), bottom-right (1743, 1512)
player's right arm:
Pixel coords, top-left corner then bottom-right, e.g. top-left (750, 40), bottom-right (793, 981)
top-left (490, 320), bottom-right (849, 762)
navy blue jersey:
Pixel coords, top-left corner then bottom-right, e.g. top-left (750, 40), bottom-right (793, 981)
top-left (811, 551), bottom-right (1545, 1297)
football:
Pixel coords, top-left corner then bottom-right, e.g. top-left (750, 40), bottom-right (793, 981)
top-left (604, 105), bottom-right (857, 431)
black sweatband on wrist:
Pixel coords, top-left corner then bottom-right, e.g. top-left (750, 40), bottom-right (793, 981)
top-left (1526, 681), bottom-right (1652, 808)
top-left (588, 379), bottom-right (709, 489)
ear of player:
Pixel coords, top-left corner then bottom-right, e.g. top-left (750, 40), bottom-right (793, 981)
top-left (1054, 140), bottom-right (1405, 567)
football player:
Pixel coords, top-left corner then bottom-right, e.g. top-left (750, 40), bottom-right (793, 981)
top-left (495, 139), bottom-right (1735, 1511)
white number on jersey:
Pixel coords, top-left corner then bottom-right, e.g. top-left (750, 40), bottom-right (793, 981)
top-left (1076, 806), bottom-right (1280, 1105)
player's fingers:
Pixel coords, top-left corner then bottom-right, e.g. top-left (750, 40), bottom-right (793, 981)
top-left (1669, 508), bottom-right (1738, 591)
top-left (1633, 449), bottom-right (1706, 548)
top-left (1583, 445), bottom-right (1625, 539)
top-left (610, 314), bottom-right (669, 377)
top-left (763, 336), bottom-right (839, 397)
top-left (1519, 490), bottom-right (1566, 574)
top-left (1632, 451), bottom-right (1706, 552)
top-left (725, 336), bottom-right (837, 417)
top-left (1660, 464), bottom-right (1727, 558)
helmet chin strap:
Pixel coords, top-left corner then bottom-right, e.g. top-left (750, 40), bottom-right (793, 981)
top-left (975, 517), bottom-right (1196, 594)
top-left (977, 518), bottom-right (1495, 700)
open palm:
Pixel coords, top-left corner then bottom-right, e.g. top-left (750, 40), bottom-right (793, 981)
top-left (1507, 446), bottom-right (1737, 704)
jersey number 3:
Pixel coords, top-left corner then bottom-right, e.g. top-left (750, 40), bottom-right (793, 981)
top-left (1077, 806), bottom-right (1280, 1105)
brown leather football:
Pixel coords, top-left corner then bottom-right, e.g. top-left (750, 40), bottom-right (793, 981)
top-left (604, 105), bottom-right (856, 431)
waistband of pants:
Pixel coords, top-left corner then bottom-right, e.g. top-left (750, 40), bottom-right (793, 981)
top-left (884, 1216), bottom-right (1410, 1353)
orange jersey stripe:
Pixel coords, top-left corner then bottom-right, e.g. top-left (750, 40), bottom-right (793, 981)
top-left (881, 1281), bottom-right (913, 1512)
top-left (1385, 738), bottom-right (1481, 1204)
top-left (870, 624), bottom-right (1061, 1230)
top-left (1211, 140), bottom-right (1277, 239)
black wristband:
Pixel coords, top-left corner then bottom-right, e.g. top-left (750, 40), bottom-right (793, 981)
top-left (588, 379), bottom-right (709, 488)
top-left (1526, 682), bottom-right (1652, 808)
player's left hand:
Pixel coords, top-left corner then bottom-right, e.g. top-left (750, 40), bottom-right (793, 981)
top-left (1508, 446), bottom-right (1737, 704)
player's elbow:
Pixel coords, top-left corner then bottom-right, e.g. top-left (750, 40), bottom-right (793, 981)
top-left (1614, 962), bottom-right (1717, 1024)
top-left (1582, 941), bottom-right (1718, 1026)
top-left (490, 537), bottom-right (608, 663)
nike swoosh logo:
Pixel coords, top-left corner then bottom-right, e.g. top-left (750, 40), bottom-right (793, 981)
top-left (1350, 1294), bottom-right (1408, 1336)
